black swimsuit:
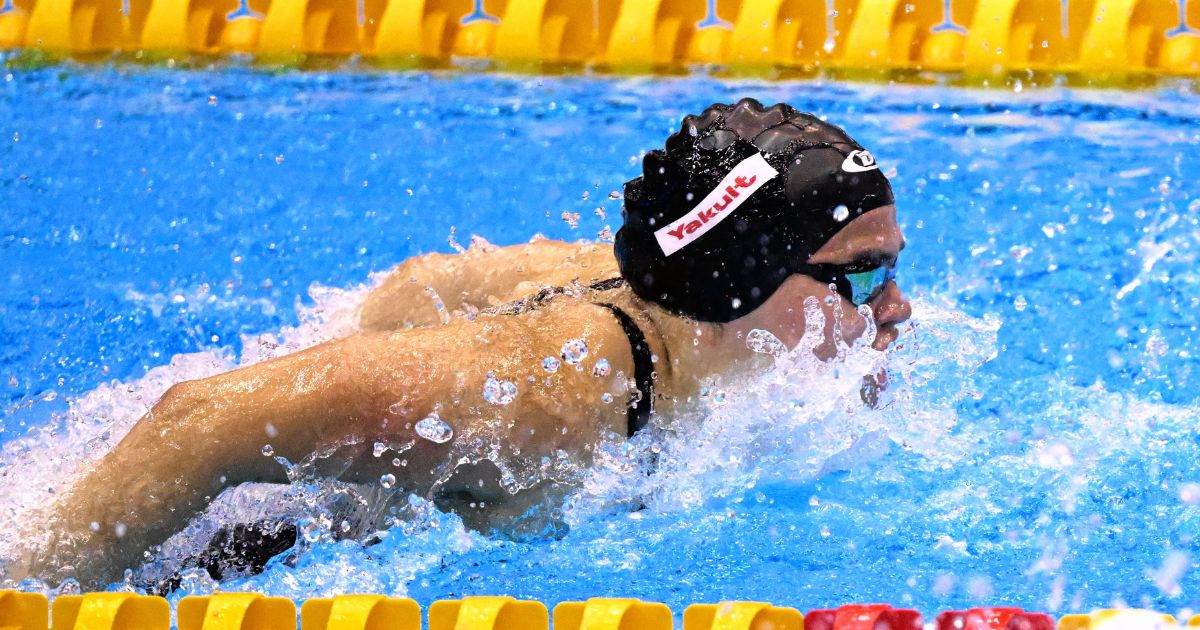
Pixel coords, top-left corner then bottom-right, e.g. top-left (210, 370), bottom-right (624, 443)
top-left (594, 302), bottom-right (655, 436)
top-left (487, 277), bottom-right (656, 436)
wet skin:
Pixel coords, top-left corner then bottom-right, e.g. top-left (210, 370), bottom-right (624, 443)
top-left (11, 205), bottom-right (909, 588)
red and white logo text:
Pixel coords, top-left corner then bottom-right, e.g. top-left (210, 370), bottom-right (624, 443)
top-left (654, 153), bottom-right (779, 257)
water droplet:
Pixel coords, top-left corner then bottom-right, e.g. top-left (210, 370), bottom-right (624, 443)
top-left (561, 339), bottom-right (589, 364)
top-left (373, 441), bottom-right (387, 457)
top-left (832, 204), bottom-right (850, 221)
top-left (746, 329), bottom-right (787, 356)
top-left (542, 357), bottom-right (561, 373)
top-left (483, 373), bottom-right (518, 405)
top-left (416, 412), bottom-right (455, 442)
top-left (261, 444), bottom-right (274, 456)
top-left (380, 473), bottom-right (396, 488)
top-left (592, 358), bottom-right (611, 377)
top-left (1013, 295), bottom-right (1028, 311)
top-left (298, 517), bottom-right (323, 542)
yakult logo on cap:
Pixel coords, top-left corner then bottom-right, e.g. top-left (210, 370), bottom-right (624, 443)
top-left (655, 152), bottom-right (779, 257)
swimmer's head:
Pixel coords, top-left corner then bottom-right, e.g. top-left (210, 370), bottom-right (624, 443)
top-left (615, 98), bottom-right (895, 323)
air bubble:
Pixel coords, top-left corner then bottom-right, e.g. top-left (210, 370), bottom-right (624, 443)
top-left (832, 205), bottom-right (850, 221)
top-left (592, 358), bottom-right (611, 377)
top-left (373, 441), bottom-right (387, 457)
top-left (731, 297), bottom-right (742, 309)
top-left (601, 393), bottom-right (614, 404)
top-left (416, 412), bottom-right (454, 443)
top-left (261, 444), bottom-right (274, 456)
top-left (561, 339), bottom-right (589, 364)
top-left (543, 357), bottom-right (561, 373)
top-left (483, 373), bottom-right (518, 405)
top-left (1013, 295), bottom-right (1028, 311)
top-left (380, 474), bottom-right (396, 489)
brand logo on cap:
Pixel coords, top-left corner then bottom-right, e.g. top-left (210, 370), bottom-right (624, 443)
top-left (654, 153), bottom-right (779, 257)
top-left (841, 149), bottom-right (878, 172)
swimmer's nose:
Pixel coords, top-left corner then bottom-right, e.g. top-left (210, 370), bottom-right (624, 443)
top-left (869, 281), bottom-right (911, 329)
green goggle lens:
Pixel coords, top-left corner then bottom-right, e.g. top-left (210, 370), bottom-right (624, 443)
top-left (845, 265), bottom-right (896, 305)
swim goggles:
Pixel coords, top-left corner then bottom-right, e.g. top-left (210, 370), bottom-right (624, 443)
top-left (796, 262), bottom-right (896, 306)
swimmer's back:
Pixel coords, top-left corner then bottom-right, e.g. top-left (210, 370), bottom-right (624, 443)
top-left (359, 239), bottom-right (619, 331)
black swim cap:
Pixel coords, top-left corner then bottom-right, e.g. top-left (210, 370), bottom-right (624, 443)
top-left (614, 98), bottom-right (895, 323)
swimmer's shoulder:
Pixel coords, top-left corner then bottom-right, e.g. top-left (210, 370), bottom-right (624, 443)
top-left (359, 239), bottom-right (618, 332)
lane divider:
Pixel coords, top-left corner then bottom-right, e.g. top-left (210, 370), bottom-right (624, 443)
top-left (428, 596), bottom-right (547, 630)
top-left (5, 592), bottom-right (1200, 629)
top-left (177, 594), bottom-right (294, 630)
top-left (0, 0), bottom-right (1197, 77)
top-left (684, 601), bottom-right (802, 630)
top-left (51, 594), bottom-right (169, 630)
top-left (301, 595), bottom-right (421, 630)
top-left (936, 607), bottom-right (1056, 629)
top-left (554, 598), bottom-right (672, 630)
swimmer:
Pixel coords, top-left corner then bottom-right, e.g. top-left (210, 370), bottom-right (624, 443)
top-left (7, 98), bottom-right (910, 589)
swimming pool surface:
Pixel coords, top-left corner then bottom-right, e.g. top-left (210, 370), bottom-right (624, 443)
top-left (2, 65), bottom-right (1200, 616)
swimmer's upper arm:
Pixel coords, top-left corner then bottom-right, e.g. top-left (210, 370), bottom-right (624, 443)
top-left (343, 298), bottom-right (636, 482)
top-left (358, 252), bottom-right (459, 330)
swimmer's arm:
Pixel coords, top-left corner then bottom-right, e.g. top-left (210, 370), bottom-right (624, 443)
top-left (33, 337), bottom-right (384, 588)
top-left (37, 302), bottom-right (630, 587)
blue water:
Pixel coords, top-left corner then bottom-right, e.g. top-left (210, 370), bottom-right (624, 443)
top-left (3, 64), bottom-right (1200, 617)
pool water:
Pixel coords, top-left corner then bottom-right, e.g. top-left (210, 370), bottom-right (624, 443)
top-left (2, 65), bottom-right (1200, 616)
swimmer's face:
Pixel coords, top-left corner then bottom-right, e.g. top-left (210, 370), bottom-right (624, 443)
top-left (735, 204), bottom-right (911, 357)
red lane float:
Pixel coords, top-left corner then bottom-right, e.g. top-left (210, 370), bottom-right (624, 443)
top-left (804, 604), bottom-right (923, 630)
top-left (936, 607), bottom-right (1056, 630)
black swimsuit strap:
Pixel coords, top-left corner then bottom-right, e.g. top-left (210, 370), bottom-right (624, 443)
top-left (485, 276), bottom-right (653, 435)
top-left (595, 302), bottom-right (655, 437)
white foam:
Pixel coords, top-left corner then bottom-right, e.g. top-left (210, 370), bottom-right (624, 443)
top-left (563, 296), bottom-right (1002, 523)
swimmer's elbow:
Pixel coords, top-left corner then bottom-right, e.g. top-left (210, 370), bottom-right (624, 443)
top-left (157, 379), bottom-right (199, 409)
